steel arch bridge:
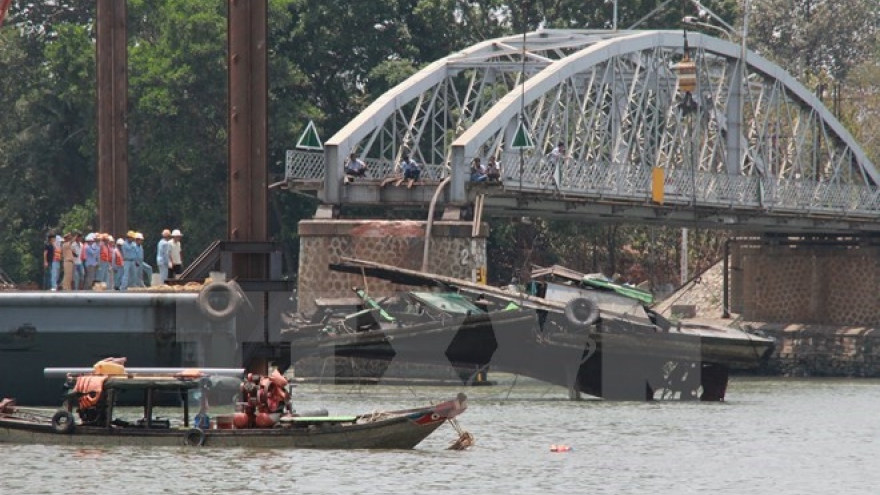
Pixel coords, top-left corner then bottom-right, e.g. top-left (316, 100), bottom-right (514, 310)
top-left (286, 29), bottom-right (880, 234)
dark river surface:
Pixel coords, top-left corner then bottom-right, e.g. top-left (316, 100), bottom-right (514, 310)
top-left (2, 376), bottom-right (878, 495)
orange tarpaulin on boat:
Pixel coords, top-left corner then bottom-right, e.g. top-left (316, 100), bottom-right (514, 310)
top-left (74, 376), bottom-right (108, 409)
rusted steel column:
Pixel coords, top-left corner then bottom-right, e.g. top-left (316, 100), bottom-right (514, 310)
top-left (96, 0), bottom-right (128, 236)
top-left (228, 0), bottom-right (268, 278)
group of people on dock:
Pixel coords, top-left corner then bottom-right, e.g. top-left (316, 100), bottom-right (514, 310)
top-left (42, 229), bottom-right (183, 291)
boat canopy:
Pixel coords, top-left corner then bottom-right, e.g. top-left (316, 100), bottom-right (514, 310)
top-left (408, 292), bottom-right (485, 314)
top-left (530, 265), bottom-right (654, 305)
top-left (102, 377), bottom-right (202, 391)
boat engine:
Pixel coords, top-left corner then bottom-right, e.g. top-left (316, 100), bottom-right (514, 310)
top-left (234, 370), bottom-right (291, 429)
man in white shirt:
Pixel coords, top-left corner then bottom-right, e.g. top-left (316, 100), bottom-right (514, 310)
top-left (156, 229), bottom-right (172, 285)
top-left (71, 233), bottom-right (84, 290)
top-left (169, 229), bottom-right (184, 279)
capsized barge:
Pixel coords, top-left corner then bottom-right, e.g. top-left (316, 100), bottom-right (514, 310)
top-left (283, 258), bottom-right (774, 401)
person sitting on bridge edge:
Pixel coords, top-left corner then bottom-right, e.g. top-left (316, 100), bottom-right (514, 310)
top-left (397, 152), bottom-right (421, 188)
top-left (486, 155), bottom-right (501, 182)
top-left (344, 153), bottom-right (367, 183)
top-left (470, 157), bottom-right (487, 183)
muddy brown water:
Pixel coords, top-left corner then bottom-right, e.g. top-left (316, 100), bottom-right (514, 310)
top-left (2, 377), bottom-right (878, 495)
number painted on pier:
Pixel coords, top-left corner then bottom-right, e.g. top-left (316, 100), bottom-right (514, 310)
top-left (459, 249), bottom-right (470, 266)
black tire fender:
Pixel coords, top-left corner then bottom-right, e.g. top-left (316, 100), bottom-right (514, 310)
top-left (183, 427), bottom-right (206, 447)
top-left (51, 410), bottom-right (75, 434)
top-left (564, 297), bottom-right (600, 327)
top-left (197, 281), bottom-right (241, 321)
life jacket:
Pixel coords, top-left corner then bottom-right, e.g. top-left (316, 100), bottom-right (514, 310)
top-left (100, 244), bottom-right (111, 262)
top-left (53, 246), bottom-right (62, 261)
top-left (241, 371), bottom-right (290, 420)
top-left (113, 248), bottom-right (123, 266)
top-left (258, 370), bottom-right (290, 413)
top-left (74, 375), bottom-right (108, 410)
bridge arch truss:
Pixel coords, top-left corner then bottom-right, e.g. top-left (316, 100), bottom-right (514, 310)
top-left (289, 29), bottom-right (879, 232)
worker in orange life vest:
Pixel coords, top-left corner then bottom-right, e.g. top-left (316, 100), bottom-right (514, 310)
top-left (97, 234), bottom-right (111, 288)
top-left (113, 238), bottom-right (125, 290)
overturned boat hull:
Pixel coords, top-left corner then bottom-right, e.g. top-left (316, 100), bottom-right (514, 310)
top-left (288, 306), bottom-right (773, 401)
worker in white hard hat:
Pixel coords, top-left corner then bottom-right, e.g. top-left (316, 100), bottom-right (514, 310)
top-left (83, 232), bottom-right (101, 290)
top-left (169, 229), bottom-right (184, 279)
top-left (132, 232), bottom-right (152, 287)
top-left (114, 237), bottom-right (125, 289)
top-left (71, 232), bottom-right (84, 290)
top-left (156, 229), bottom-right (172, 285)
top-left (120, 230), bottom-right (137, 290)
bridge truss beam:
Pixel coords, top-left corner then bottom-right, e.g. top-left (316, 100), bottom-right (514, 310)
top-left (287, 29), bottom-right (879, 233)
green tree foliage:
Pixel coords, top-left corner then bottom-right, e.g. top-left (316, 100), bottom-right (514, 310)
top-left (748, 0), bottom-right (879, 81)
top-left (0, 0), bottom-right (876, 288)
top-left (126, 0), bottom-right (229, 252)
top-left (0, 11), bottom-right (96, 284)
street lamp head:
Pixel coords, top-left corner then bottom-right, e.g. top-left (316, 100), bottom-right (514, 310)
top-left (681, 16), bottom-right (734, 39)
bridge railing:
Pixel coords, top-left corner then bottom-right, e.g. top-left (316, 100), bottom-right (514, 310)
top-left (286, 150), bottom-right (448, 182)
top-left (286, 150), bottom-right (324, 180)
top-left (495, 151), bottom-right (880, 217)
top-left (286, 148), bottom-right (880, 215)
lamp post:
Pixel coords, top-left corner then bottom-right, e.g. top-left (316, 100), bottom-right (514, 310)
top-left (683, 0), bottom-right (750, 178)
top-left (679, 0), bottom-right (752, 288)
top-left (519, 1), bottom-right (529, 192)
top-left (606, 0), bottom-right (618, 31)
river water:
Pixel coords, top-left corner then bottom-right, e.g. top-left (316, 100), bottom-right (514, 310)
top-left (2, 376), bottom-right (878, 495)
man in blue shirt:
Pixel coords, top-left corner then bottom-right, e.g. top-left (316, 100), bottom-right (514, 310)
top-left (396, 152), bottom-right (421, 188)
top-left (120, 231), bottom-right (137, 291)
top-left (133, 232), bottom-right (152, 287)
top-left (156, 229), bottom-right (172, 285)
top-left (83, 233), bottom-right (101, 289)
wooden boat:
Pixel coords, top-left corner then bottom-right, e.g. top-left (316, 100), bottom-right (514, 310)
top-left (0, 363), bottom-right (471, 449)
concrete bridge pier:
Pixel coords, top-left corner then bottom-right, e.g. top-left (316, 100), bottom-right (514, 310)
top-left (296, 219), bottom-right (487, 317)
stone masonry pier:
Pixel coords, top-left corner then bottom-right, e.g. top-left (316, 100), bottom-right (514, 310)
top-left (296, 220), bottom-right (486, 316)
top-left (659, 240), bottom-right (880, 377)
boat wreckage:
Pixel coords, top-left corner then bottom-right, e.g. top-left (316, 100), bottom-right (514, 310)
top-left (283, 258), bottom-right (774, 401)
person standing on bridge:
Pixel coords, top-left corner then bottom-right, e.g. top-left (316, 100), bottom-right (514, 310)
top-left (545, 141), bottom-right (567, 188)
